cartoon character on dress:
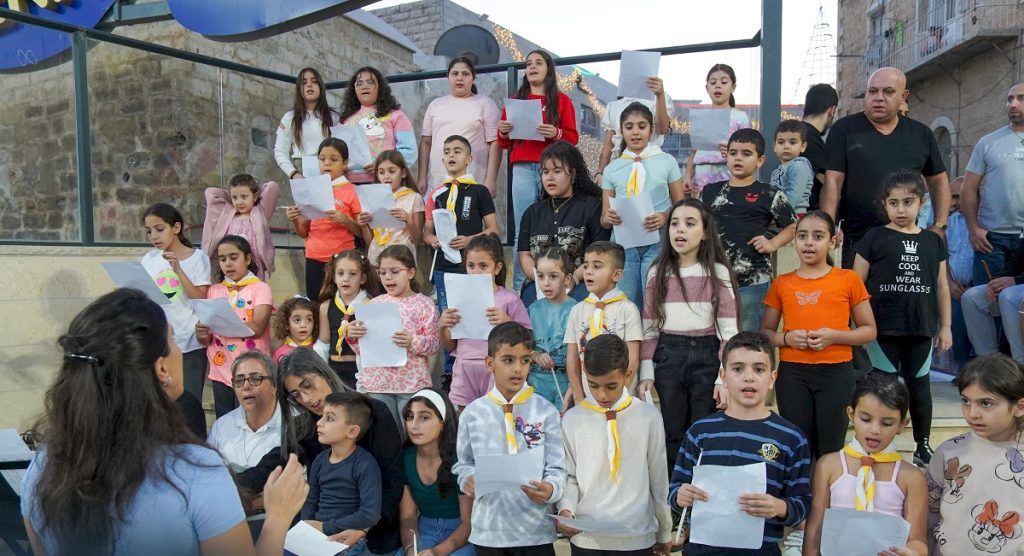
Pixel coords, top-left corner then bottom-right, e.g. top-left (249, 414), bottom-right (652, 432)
top-left (968, 500), bottom-right (1022, 553)
top-left (940, 457), bottom-right (974, 504)
top-left (995, 447), bottom-right (1024, 489)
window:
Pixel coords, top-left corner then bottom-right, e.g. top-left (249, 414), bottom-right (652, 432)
top-left (579, 105), bottom-right (598, 137)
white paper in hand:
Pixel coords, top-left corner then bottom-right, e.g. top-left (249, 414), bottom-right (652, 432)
top-left (301, 155), bottom-right (322, 178)
top-left (821, 508), bottom-right (911, 556)
top-left (444, 273), bottom-right (496, 340)
top-left (689, 108), bottom-right (732, 152)
top-left (102, 261), bottom-right (172, 306)
top-left (191, 298), bottom-right (255, 338)
top-left (330, 124), bottom-right (373, 169)
top-left (431, 209), bottom-right (461, 264)
top-left (618, 50), bottom-right (660, 101)
top-left (284, 520), bottom-right (349, 556)
top-left (689, 462), bottom-right (766, 549)
top-left (505, 98), bottom-right (544, 141)
top-left (291, 174), bottom-right (335, 220)
top-left (549, 514), bottom-right (642, 536)
top-left (475, 447), bottom-right (544, 498)
top-left (355, 183), bottom-right (402, 229)
top-left (609, 195), bottom-right (660, 249)
top-left (354, 303), bottom-right (407, 368)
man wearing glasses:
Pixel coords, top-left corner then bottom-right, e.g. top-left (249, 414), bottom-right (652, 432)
top-left (208, 350), bottom-right (282, 472)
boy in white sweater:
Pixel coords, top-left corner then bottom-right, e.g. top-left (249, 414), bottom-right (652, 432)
top-left (453, 322), bottom-right (566, 556)
top-left (557, 334), bottom-right (673, 556)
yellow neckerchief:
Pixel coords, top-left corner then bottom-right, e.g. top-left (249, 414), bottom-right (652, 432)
top-left (486, 384), bottom-right (535, 454)
top-left (333, 290), bottom-right (367, 355)
top-left (842, 438), bottom-right (903, 512)
top-left (372, 187), bottom-right (416, 246)
top-left (580, 390), bottom-right (633, 483)
top-left (583, 289), bottom-right (628, 338)
top-left (619, 143), bottom-right (664, 197)
top-left (441, 174), bottom-right (478, 213)
top-left (285, 336), bottom-right (315, 347)
top-left (221, 272), bottom-right (260, 305)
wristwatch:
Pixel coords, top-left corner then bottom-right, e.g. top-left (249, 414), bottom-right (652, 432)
top-left (934, 222), bottom-right (948, 230)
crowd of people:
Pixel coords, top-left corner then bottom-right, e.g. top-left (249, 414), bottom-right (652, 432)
top-left (16, 52), bottom-right (1024, 556)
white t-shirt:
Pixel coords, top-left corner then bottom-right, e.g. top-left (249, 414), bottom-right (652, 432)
top-left (208, 404), bottom-right (281, 472)
top-left (601, 96), bottom-right (675, 158)
top-left (141, 248), bottom-right (212, 353)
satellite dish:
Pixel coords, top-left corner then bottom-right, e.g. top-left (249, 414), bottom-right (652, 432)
top-left (433, 24), bottom-right (501, 66)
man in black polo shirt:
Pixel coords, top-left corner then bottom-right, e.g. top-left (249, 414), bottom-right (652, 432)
top-left (801, 84), bottom-right (837, 211)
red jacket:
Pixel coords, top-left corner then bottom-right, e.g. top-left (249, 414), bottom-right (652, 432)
top-left (498, 92), bottom-right (578, 164)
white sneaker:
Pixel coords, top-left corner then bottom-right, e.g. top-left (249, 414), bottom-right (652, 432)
top-left (782, 529), bottom-right (804, 556)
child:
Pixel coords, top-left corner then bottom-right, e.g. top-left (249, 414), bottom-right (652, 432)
top-left (196, 235), bottom-right (273, 418)
top-left (684, 64), bottom-right (752, 195)
top-left (302, 392), bottom-right (382, 551)
top-left (452, 322), bottom-right (566, 554)
top-left (641, 198), bottom-right (739, 472)
top-left (528, 248), bottom-right (577, 408)
top-left (601, 102), bottom-right (686, 306)
top-left (286, 137), bottom-right (363, 300)
top-left (317, 250), bottom-right (381, 390)
top-left (348, 245), bottom-right (440, 429)
top-left (201, 174), bottom-right (280, 278)
top-left (338, 66), bottom-right (418, 184)
top-left (564, 241), bottom-right (644, 407)
top-left (670, 331), bottom-right (812, 555)
top-left (760, 211), bottom-right (876, 460)
top-left (769, 120), bottom-right (814, 216)
top-left (927, 354), bottom-right (1024, 555)
top-left (557, 334), bottom-right (673, 556)
top-left (357, 150), bottom-right (425, 267)
top-left (440, 234), bottom-right (531, 409)
top-left (399, 389), bottom-right (473, 556)
top-left (272, 296), bottom-right (320, 363)
top-left (701, 128), bottom-right (798, 332)
top-left (804, 372), bottom-right (929, 556)
top-left (854, 170), bottom-right (953, 466)
top-left (141, 203), bottom-right (211, 402)
top-left (274, 67), bottom-right (338, 179)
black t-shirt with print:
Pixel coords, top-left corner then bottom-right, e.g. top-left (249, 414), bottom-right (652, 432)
top-left (803, 121), bottom-right (827, 211)
top-left (701, 180), bottom-right (798, 287)
top-left (856, 226), bottom-right (947, 337)
top-left (429, 183), bottom-right (496, 273)
top-left (517, 195), bottom-right (610, 274)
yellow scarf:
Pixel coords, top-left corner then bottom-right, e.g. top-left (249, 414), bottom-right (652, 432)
top-left (486, 385), bottom-right (535, 454)
top-left (619, 144), bottom-right (664, 197)
top-left (285, 336), bottom-right (314, 348)
top-left (583, 290), bottom-right (628, 338)
top-left (580, 391), bottom-right (633, 482)
top-left (442, 175), bottom-right (478, 213)
top-left (842, 439), bottom-right (903, 512)
top-left (372, 187), bottom-right (416, 246)
top-left (333, 292), bottom-right (363, 355)
top-left (221, 273), bottom-right (260, 305)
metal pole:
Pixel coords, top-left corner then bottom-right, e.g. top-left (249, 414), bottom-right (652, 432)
top-left (72, 31), bottom-right (94, 245)
top-left (505, 66), bottom-right (518, 247)
top-left (760, 0), bottom-right (783, 173)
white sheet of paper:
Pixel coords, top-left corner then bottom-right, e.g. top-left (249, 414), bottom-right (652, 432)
top-left (284, 520), bottom-right (349, 556)
top-left (609, 195), bottom-right (660, 249)
top-left (505, 98), bottom-right (544, 141)
top-left (689, 108), bottom-right (732, 152)
top-left (192, 298), bottom-right (255, 338)
top-left (301, 155), bottom-right (322, 178)
top-left (431, 209), bottom-right (462, 264)
top-left (475, 447), bottom-right (544, 498)
top-left (618, 50), bottom-right (661, 101)
top-left (549, 515), bottom-right (642, 536)
top-left (354, 303), bottom-right (407, 368)
top-left (0, 428), bottom-right (32, 497)
top-left (533, 268), bottom-right (544, 301)
top-left (355, 183), bottom-right (402, 229)
top-left (101, 261), bottom-right (172, 306)
top-left (689, 462), bottom-right (767, 549)
top-left (330, 124), bottom-right (374, 169)
top-left (821, 508), bottom-right (911, 556)
top-left (291, 174), bottom-right (335, 220)
top-left (444, 273), bottom-right (496, 340)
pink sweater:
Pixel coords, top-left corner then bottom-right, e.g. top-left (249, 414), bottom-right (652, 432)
top-left (201, 181), bottom-right (280, 276)
top-left (351, 292), bottom-right (439, 393)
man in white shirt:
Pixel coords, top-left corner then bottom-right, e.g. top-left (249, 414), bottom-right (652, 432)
top-left (208, 351), bottom-right (282, 472)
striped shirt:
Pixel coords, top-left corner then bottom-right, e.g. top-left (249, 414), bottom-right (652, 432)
top-left (668, 411), bottom-right (811, 549)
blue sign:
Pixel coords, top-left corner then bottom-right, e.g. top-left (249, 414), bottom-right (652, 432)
top-left (167, 0), bottom-right (359, 38)
top-left (0, 1), bottom-right (115, 71)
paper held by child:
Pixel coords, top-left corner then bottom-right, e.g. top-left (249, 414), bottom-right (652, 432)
top-left (549, 514), bottom-right (643, 537)
top-left (689, 462), bottom-right (767, 550)
top-left (608, 195), bottom-right (660, 249)
top-left (504, 98), bottom-right (544, 141)
top-left (301, 156), bottom-right (322, 178)
top-left (290, 174), bottom-right (335, 220)
top-left (618, 50), bottom-right (660, 101)
top-left (191, 298), bottom-right (255, 338)
top-left (353, 303), bottom-right (407, 368)
top-left (688, 108), bottom-right (732, 152)
top-left (444, 273), bottom-right (496, 340)
top-left (284, 520), bottom-right (349, 556)
top-left (475, 447), bottom-right (545, 498)
top-left (431, 209), bottom-right (462, 264)
top-left (820, 508), bottom-right (910, 556)
top-left (101, 262), bottom-right (172, 306)
top-left (354, 183), bottom-right (402, 229)
top-left (330, 124), bottom-right (373, 169)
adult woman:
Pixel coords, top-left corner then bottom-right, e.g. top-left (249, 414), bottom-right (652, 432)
top-left (417, 56), bottom-right (501, 196)
top-left (236, 348), bottom-right (405, 554)
top-left (338, 66), bottom-right (417, 184)
top-left (21, 288), bottom-right (306, 556)
top-left (208, 351), bottom-right (282, 472)
top-left (274, 67), bottom-right (338, 179)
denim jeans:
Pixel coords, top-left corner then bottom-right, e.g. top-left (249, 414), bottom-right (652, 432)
top-left (738, 282), bottom-right (769, 332)
top-left (368, 392), bottom-right (415, 436)
top-left (961, 282), bottom-right (1024, 363)
top-left (619, 241), bottom-right (663, 308)
top-left (393, 517), bottom-right (473, 556)
top-left (433, 270), bottom-right (455, 376)
top-left (973, 231), bottom-right (1024, 286)
top-left (511, 162), bottom-right (542, 292)
top-left (951, 297), bottom-right (973, 369)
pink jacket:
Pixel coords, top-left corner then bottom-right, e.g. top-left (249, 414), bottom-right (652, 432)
top-left (201, 181), bottom-right (280, 275)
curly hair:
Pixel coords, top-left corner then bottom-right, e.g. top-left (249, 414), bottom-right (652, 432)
top-left (339, 66), bottom-right (401, 124)
top-left (273, 296), bottom-right (318, 342)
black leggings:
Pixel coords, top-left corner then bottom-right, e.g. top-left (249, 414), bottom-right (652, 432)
top-left (653, 334), bottom-right (721, 474)
top-left (305, 257), bottom-right (327, 301)
top-left (776, 360), bottom-right (857, 459)
top-left (873, 335), bottom-right (934, 442)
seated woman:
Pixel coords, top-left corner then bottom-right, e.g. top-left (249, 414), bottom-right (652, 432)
top-left (20, 288), bottom-right (306, 556)
top-left (208, 351), bottom-right (282, 472)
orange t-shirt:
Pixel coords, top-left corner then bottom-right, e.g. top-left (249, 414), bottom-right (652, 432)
top-left (305, 179), bottom-right (362, 262)
top-left (763, 267), bottom-right (870, 364)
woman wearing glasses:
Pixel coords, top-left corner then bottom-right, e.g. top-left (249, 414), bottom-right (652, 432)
top-left (338, 66), bottom-right (417, 184)
top-left (208, 351), bottom-right (282, 472)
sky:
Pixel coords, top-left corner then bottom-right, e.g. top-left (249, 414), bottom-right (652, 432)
top-left (368, 0), bottom-right (839, 105)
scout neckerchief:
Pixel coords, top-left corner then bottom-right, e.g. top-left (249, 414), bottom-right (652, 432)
top-left (486, 384), bottom-right (535, 454)
top-left (619, 144), bottom-right (664, 197)
top-left (222, 272), bottom-right (259, 306)
top-left (441, 174), bottom-right (478, 213)
top-left (285, 336), bottom-right (314, 348)
top-left (580, 390), bottom-right (633, 482)
top-left (372, 187), bottom-right (416, 246)
top-left (333, 290), bottom-right (367, 355)
top-left (842, 438), bottom-right (902, 512)
top-left (583, 289), bottom-right (628, 339)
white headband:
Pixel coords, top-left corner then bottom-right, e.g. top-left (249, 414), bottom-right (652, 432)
top-left (407, 389), bottom-right (447, 422)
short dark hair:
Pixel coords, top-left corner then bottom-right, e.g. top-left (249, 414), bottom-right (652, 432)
top-left (324, 392), bottom-right (372, 440)
top-left (584, 241), bottom-right (625, 270)
top-left (803, 84), bottom-right (838, 118)
top-left (722, 331), bottom-right (775, 369)
top-left (583, 334), bottom-right (628, 377)
top-left (727, 128), bottom-right (766, 157)
top-left (228, 173), bottom-right (259, 195)
top-left (443, 134), bottom-right (472, 154)
top-left (774, 119), bottom-right (807, 142)
top-left (318, 137), bottom-right (349, 160)
top-left (851, 371), bottom-right (910, 418)
top-left (487, 322), bottom-right (534, 357)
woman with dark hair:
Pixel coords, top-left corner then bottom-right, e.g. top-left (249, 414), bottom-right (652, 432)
top-left (338, 66), bottom-right (417, 184)
top-left (417, 56), bottom-right (501, 196)
top-left (21, 288), bottom-right (306, 556)
top-left (236, 348), bottom-right (406, 554)
top-left (274, 67), bottom-right (339, 179)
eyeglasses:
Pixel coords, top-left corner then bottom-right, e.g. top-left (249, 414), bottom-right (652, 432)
top-left (287, 377), bottom-right (315, 405)
top-left (231, 375), bottom-right (269, 388)
top-left (377, 267), bottom-right (410, 278)
top-left (318, 156), bottom-right (343, 164)
top-left (355, 79), bottom-right (377, 88)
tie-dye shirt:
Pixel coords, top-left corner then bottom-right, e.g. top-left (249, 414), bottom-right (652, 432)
top-left (342, 106), bottom-right (417, 184)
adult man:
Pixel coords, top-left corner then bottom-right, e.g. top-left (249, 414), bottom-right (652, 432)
top-left (821, 67), bottom-right (951, 268)
top-left (946, 176), bottom-right (974, 369)
top-left (801, 83), bottom-right (838, 211)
